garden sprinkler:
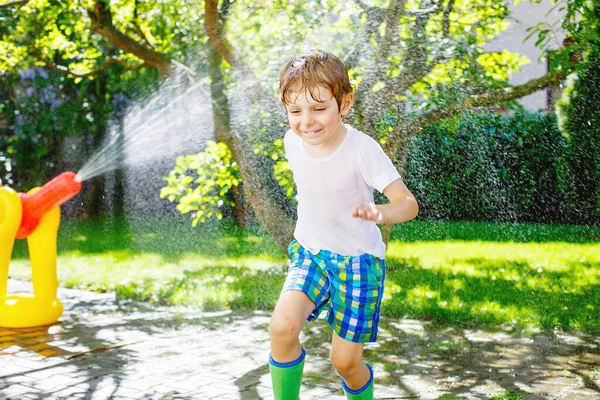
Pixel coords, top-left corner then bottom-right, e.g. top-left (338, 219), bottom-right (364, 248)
top-left (0, 171), bottom-right (82, 328)
top-left (16, 171), bottom-right (82, 239)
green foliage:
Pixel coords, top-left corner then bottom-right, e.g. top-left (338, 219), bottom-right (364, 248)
top-left (162, 135), bottom-right (296, 227)
top-left (376, 0), bottom-right (531, 116)
top-left (555, 44), bottom-right (600, 221)
top-left (245, 107), bottom-right (293, 200)
top-left (528, 0), bottom-right (599, 73)
top-left (1, 0), bottom-right (594, 231)
top-left (408, 50), bottom-right (530, 111)
top-left (0, 70), bottom-right (110, 189)
top-left (405, 111), bottom-right (569, 223)
top-left (161, 141), bottom-right (241, 226)
top-left (0, 0), bottom-right (201, 188)
top-left (226, 0), bottom-right (529, 116)
top-left (227, 0), bottom-right (347, 80)
top-left (0, 0), bottom-right (204, 76)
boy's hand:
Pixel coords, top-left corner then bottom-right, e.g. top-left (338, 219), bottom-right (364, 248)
top-left (352, 202), bottom-right (385, 223)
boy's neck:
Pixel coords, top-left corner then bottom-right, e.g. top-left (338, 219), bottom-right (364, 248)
top-left (303, 123), bottom-right (348, 158)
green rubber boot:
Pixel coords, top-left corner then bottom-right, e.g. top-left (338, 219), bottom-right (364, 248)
top-left (269, 348), bottom-right (305, 400)
top-left (341, 363), bottom-right (374, 400)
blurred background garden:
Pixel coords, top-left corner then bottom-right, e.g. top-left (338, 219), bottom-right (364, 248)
top-left (1, 0), bottom-right (599, 337)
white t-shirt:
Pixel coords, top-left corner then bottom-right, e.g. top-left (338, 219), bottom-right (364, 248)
top-left (284, 125), bottom-right (401, 259)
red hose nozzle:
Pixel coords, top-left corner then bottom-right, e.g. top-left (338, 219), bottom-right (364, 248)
top-left (16, 171), bottom-right (82, 239)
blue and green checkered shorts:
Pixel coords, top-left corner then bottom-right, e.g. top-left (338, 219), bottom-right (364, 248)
top-left (282, 240), bottom-right (386, 343)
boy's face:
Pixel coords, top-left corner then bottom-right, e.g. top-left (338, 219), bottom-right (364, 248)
top-left (285, 85), bottom-right (349, 148)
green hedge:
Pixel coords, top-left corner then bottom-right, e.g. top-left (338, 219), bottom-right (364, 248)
top-left (403, 111), bottom-right (585, 224)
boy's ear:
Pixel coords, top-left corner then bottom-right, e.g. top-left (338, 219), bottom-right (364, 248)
top-left (340, 92), bottom-right (355, 116)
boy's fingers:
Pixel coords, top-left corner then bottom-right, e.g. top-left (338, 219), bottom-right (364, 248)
top-left (353, 203), bottom-right (381, 221)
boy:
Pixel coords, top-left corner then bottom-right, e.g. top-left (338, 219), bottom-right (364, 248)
top-left (269, 49), bottom-right (419, 400)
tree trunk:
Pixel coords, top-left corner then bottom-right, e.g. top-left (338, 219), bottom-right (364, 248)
top-left (206, 44), bottom-right (294, 250)
top-left (206, 39), bottom-right (249, 227)
top-left (231, 184), bottom-right (249, 226)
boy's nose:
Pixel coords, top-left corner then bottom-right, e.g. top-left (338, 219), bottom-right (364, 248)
top-left (301, 114), bottom-right (315, 127)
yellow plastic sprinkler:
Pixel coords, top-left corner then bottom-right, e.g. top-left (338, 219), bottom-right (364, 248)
top-left (0, 172), bottom-right (81, 328)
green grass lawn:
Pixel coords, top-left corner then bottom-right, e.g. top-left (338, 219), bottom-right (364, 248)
top-left (7, 215), bottom-right (600, 332)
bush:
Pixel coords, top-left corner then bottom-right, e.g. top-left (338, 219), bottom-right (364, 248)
top-left (405, 111), bottom-right (570, 223)
top-left (161, 141), bottom-right (241, 226)
top-left (556, 48), bottom-right (600, 223)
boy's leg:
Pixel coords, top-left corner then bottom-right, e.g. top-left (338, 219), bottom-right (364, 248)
top-left (330, 331), bottom-right (373, 399)
top-left (269, 290), bottom-right (315, 400)
top-left (325, 253), bottom-right (384, 400)
top-left (270, 290), bottom-right (315, 362)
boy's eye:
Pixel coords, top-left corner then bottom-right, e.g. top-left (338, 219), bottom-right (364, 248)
top-left (288, 110), bottom-right (299, 114)
top-left (315, 108), bottom-right (326, 111)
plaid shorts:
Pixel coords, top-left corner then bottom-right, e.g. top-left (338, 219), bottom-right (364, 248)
top-left (282, 240), bottom-right (386, 343)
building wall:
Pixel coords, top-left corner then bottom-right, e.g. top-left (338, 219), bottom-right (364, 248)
top-left (484, 1), bottom-right (566, 111)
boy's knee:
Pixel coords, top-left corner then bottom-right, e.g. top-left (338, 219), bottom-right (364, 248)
top-left (269, 314), bottom-right (301, 343)
top-left (330, 353), bottom-right (361, 377)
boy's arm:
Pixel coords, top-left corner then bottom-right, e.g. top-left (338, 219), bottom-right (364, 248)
top-left (352, 178), bottom-right (419, 224)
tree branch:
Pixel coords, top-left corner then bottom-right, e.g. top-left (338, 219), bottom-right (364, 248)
top-left (131, 0), bottom-right (154, 48)
top-left (405, 69), bottom-right (568, 136)
top-left (442, 0), bottom-right (456, 38)
top-left (30, 52), bottom-right (147, 78)
top-left (352, 0), bottom-right (371, 12)
top-left (386, 1), bottom-right (436, 101)
top-left (354, 0), bottom-right (415, 136)
top-left (219, 0), bottom-right (234, 19)
top-left (205, 0), bottom-right (233, 64)
top-left (378, 0), bottom-right (407, 62)
top-left (403, 8), bottom-right (436, 15)
top-left (361, 0), bottom-right (407, 98)
top-left (351, 0), bottom-right (383, 22)
top-left (0, 0), bottom-right (28, 9)
top-left (87, 1), bottom-right (170, 75)
top-left (384, 0), bottom-right (466, 110)
top-left (344, 0), bottom-right (385, 70)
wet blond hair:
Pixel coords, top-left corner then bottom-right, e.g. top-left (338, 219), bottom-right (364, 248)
top-left (279, 49), bottom-right (353, 111)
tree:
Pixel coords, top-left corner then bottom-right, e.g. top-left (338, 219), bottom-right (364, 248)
top-left (0, 0), bottom-right (199, 216)
top-left (203, 0), bottom-right (574, 247)
top-left (1, 0), bottom-right (585, 249)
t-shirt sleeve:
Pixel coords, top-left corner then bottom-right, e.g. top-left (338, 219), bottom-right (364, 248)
top-left (357, 136), bottom-right (402, 194)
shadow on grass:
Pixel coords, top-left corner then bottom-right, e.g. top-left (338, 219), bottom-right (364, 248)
top-left (104, 253), bottom-right (600, 334)
top-left (11, 215), bottom-right (283, 263)
top-left (112, 265), bottom-right (286, 311)
top-left (384, 255), bottom-right (600, 332)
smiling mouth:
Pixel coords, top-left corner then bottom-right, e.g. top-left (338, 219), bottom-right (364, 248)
top-left (303, 128), bottom-right (323, 136)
